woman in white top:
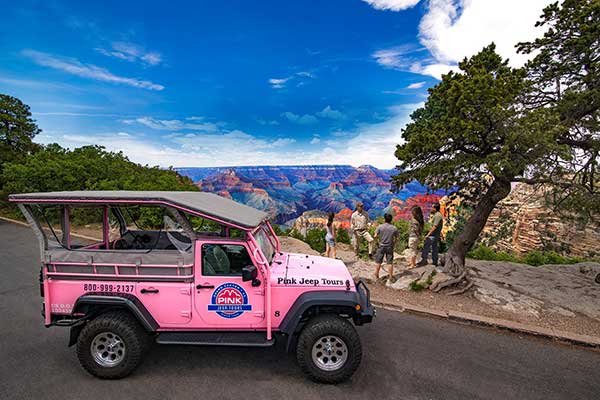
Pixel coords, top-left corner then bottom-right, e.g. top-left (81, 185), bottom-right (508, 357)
top-left (325, 212), bottom-right (336, 259)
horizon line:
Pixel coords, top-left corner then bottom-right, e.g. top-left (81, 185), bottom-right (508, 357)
top-left (174, 164), bottom-right (395, 170)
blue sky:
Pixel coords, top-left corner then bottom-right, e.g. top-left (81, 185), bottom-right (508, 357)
top-left (0, 0), bottom-right (552, 168)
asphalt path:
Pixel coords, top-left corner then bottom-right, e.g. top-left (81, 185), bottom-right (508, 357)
top-left (1, 220), bottom-right (599, 400)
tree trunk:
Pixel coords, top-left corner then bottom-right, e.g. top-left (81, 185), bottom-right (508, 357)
top-left (443, 176), bottom-right (512, 276)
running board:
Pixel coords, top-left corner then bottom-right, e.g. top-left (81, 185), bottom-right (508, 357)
top-left (156, 331), bottom-right (274, 347)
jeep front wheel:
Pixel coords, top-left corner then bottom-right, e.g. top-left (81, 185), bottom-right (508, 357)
top-left (76, 311), bottom-right (149, 379)
top-left (296, 315), bottom-right (362, 383)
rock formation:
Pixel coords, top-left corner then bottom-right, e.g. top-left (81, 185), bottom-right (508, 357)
top-left (481, 184), bottom-right (600, 258)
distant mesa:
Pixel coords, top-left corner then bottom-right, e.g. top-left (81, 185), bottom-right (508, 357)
top-left (176, 165), bottom-right (446, 225)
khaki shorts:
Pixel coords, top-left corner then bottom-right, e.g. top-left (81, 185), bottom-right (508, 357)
top-left (408, 236), bottom-right (419, 257)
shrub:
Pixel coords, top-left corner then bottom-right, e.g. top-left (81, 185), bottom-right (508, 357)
top-left (392, 219), bottom-right (409, 253)
top-left (467, 245), bottom-right (498, 261)
top-left (335, 227), bottom-right (351, 245)
top-left (270, 224), bottom-right (284, 236)
top-left (467, 245), bottom-right (587, 266)
top-left (288, 229), bottom-right (305, 241)
top-left (409, 271), bottom-right (436, 291)
top-left (305, 228), bottom-right (326, 253)
top-left (521, 251), bottom-right (546, 267)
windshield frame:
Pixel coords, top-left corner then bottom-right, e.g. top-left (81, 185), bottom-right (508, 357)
top-left (251, 222), bottom-right (279, 264)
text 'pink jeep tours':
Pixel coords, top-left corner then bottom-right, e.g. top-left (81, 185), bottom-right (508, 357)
top-left (9, 191), bottom-right (374, 383)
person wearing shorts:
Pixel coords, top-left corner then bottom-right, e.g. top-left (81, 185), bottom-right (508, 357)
top-left (373, 213), bottom-right (398, 282)
top-left (325, 212), bottom-right (336, 259)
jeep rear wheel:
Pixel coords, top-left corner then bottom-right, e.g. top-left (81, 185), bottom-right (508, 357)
top-left (296, 315), bottom-right (362, 383)
top-left (76, 311), bottom-right (149, 379)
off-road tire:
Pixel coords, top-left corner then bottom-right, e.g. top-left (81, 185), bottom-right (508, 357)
top-left (76, 311), bottom-right (149, 379)
top-left (296, 314), bottom-right (362, 384)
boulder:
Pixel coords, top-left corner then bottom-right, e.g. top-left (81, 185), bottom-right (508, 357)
top-left (387, 275), bottom-right (415, 290)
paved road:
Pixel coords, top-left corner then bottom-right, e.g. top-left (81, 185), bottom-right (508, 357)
top-left (1, 220), bottom-right (599, 400)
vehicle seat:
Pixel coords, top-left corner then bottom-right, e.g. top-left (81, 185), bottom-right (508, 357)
top-left (211, 245), bottom-right (230, 274)
top-left (203, 245), bottom-right (230, 274)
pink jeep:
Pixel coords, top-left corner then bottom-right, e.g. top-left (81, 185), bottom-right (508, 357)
top-left (9, 191), bottom-right (374, 383)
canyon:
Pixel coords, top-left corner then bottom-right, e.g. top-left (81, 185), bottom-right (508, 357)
top-left (177, 165), bottom-right (446, 225)
top-left (176, 166), bottom-right (599, 258)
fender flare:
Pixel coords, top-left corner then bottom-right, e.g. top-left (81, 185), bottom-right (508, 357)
top-left (278, 290), bottom-right (360, 349)
top-left (72, 293), bottom-right (159, 333)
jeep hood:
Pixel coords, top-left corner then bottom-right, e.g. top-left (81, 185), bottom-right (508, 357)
top-left (270, 252), bottom-right (354, 289)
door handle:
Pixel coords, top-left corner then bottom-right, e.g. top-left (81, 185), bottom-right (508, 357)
top-left (196, 284), bottom-right (215, 289)
top-left (140, 288), bottom-right (159, 294)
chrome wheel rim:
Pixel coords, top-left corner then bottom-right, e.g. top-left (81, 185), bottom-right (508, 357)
top-left (311, 335), bottom-right (348, 371)
top-left (91, 332), bottom-right (126, 367)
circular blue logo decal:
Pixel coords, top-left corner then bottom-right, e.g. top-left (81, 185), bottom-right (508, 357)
top-left (207, 283), bottom-right (252, 319)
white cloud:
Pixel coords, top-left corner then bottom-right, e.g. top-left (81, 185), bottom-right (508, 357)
top-left (296, 71), bottom-right (315, 78)
top-left (22, 50), bottom-right (164, 90)
top-left (362, 0), bottom-right (421, 11)
top-left (268, 78), bottom-right (289, 89)
top-left (372, 0), bottom-right (553, 79)
top-left (35, 129), bottom-right (299, 168)
top-left (268, 71), bottom-right (316, 89)
top-left (406, 81), bottom-right (426, 89)
top-left (272, 138), bottom-right (297, 147)
top-left (281, 111), bottom-right (318, 125)
top-left (306, 104), bottom-right (419, 168)
top-left (96, 41), bottom-right (163, 66)
top-left (35, 104), bottom-right (418, 169)
top-left (372, 46), bottom-right (415, 69)
top-left (409, 61), bottom-right (456, 79)
top-left (126, 116), bottom-right (219, 132)
top-left (316, 105), bottom-right (345, 120)
top-left (310, 137), bottom-right (321, 145)
top-left (419, 0), bottom-right (552, 68)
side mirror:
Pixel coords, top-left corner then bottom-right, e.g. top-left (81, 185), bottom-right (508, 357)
top-left (242, 264), bottom-right (258, 282)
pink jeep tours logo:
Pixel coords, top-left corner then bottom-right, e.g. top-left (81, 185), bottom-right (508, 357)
top-left (208, 283), bottom-right (252, 319)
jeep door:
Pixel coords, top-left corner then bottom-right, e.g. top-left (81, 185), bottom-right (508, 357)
top-left (193, 240), bottom-right (265, 328)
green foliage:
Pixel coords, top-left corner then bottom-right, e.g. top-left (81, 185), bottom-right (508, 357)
top-left (188, 216), bottom-right (223, 233)
top-left (443, 205), bottom-right (471, 249)
top-left (391, 219), bottom-right (409, 253)
top-left (270, 224), bottom-right (284, 236)
top-left (409, 271), bottom-right (436, 291)
top-left (392, 45), bottom-right (543, 266)
top-left (517, 0), bottom-right (600, 218)
top-left (335, 227), bottom-right (351, 245)
top-left (1, 144), bottom-right (198, 217)
top-left (467, 245), bottom-right (586, 266)
top-left (394, 45), bottom-right (532, 193)
top-left (305, 228), bottom-right (326, 253)
top-left (0, 94), bottom-right (41, 185)
top-left (288, 228), bottom-right (304, 241)
top-left (409, 280), bottom-right (427, 291)
top-left (468, 245), bottom-right (518, 263)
